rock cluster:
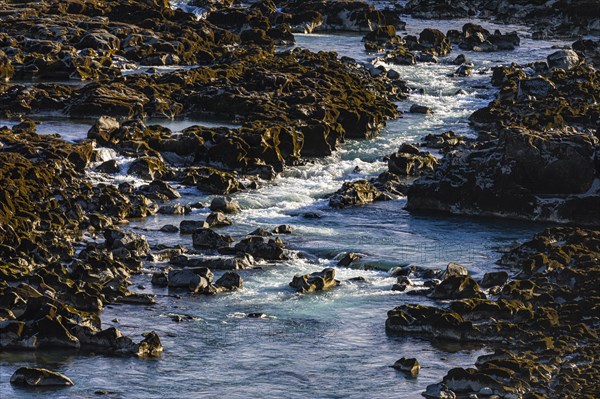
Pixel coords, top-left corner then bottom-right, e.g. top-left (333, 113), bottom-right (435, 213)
top-left (367, 27), bottom-right (454, 65)
top-left (366, 22), bottom-right (519, 69)
top-left (0, 124), bottom-right (164, 356)
top-left (387, 227), bottom-right (600, 398)
top-left (407, 47), bottom-right (600, 226)
top-left (402, 0), bottom-right (600, 38)
top-left (0, 0), bottom-right (229, 80)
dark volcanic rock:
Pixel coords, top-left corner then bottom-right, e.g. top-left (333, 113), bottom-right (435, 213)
top-left (409, 104), bottom-right (433, 114)
top-left (407, 127), bottom-right (600, 226)
top-left (480, 271), bottom-right (509, 288)
top-left (233, 236), bottom-right (287, 261)
top-left (210, 197), bottom-right (241, 214)
top-left (428, 275), bottom-right (485, 300)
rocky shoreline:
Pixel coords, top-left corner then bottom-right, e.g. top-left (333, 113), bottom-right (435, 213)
top-left (387, 227), bottom-right (600, 398)
top-left (0, 0), bottom-right (599, 397)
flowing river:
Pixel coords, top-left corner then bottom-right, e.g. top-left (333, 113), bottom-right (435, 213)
top-left (0, 8), bottom-right (573, 399)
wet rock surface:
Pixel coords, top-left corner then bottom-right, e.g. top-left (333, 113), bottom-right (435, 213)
top-left (387, 227), bottom-right (600, 398)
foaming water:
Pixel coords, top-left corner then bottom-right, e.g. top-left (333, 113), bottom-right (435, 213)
top-left (0, 16), bottom-right (570, 399)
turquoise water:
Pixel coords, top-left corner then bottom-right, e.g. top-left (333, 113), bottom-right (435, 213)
top-left (0, 16), bottom-right (571, 399)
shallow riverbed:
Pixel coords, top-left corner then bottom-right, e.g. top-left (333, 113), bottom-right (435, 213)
top-left (0, 11), bottom-right (572, 399)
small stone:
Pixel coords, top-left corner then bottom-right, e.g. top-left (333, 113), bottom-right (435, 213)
top-left (160, 224), bottom-right (179, 233)
top-left (338, 252), bottom-right (363, 267)
top-left (247, 312), bottom-right (268, 318)
top-left (273, 224), bottom-right (293, 234)
top-left (410, 104), bottom-right (433, 114)
top-left (392, 357), bottom-right (420, 375)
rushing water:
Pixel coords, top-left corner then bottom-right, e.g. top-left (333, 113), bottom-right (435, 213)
top-left (0, 13), bottom-right (574, 399)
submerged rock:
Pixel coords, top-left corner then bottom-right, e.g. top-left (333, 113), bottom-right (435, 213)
top-left (10, 367), bottom-right (73, 387)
